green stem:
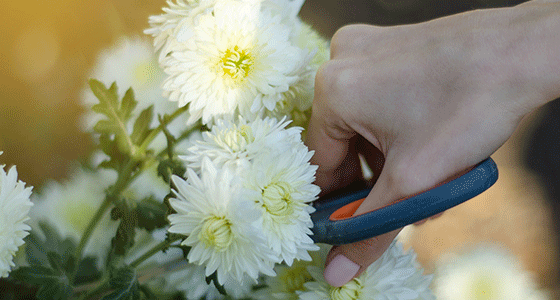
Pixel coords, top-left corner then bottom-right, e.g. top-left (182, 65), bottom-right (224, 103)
top-left (138, 105), bottom-right (188, 155)
top-left (72, 197), bottom-right (112, 279)
top-left (73, 106), bottom-right (188, 290)
top-left (72, 158), bottom-right (137, 283)
top-left (129, 235), bottom-right (183, 269)
top-left (78, 276), bottom-right (110, 300)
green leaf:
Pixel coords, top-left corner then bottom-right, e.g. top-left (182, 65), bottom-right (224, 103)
top-left (135, 198), bottom-right (168, 231)
top-left (73, 256), bottom-right (102, 285)
top-left (109, 200), bottom-right (138, 257)
top-left (131, 106), bottom-right (154, 146)
top-left (10, 266), bottom-right (72, 300)
top-left (120, 88), bottom-right (137, 122)
top-left (25, 221), bottom-right (77, 272)
top-left (10, 266), bottom-right (62, 285)
top-left (102, 267), bottom-right (140, 300)
top-left (157, 158), bottom-right (186, 184)
top-left (89, 79), bottom-right (137, 155)
top-left (35, 281), bottom-right (73, 300)
top-left (139, 285), bottom-right (157, 300)
top-left (46, 252), bottom-right (65, 272)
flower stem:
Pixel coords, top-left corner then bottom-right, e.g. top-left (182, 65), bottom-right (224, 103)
top-left (78, 276), bottom-right (111, 300)
top-left (72, 158), bottom-right (137, 283)
top-left (138, 105), bottom-right (188, 155)
top-left (129, 235), bottom-right (183, 269)
top-left (72, 197), bottom-right (112, 280)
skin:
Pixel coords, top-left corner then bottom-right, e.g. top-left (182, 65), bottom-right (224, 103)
top-left (306, 0), bottom-right (560, 287)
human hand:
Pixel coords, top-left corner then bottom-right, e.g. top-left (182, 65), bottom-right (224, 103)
top-left (306, 0), bottom-right (560, 287)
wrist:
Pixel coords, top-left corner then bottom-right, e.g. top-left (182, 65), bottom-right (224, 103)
top-left (464, 2), bottom-right (560, 117)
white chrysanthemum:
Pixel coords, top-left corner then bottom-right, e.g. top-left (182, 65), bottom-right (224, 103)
top-left (171, 260), bottom-right (255, 299)
top-left (299, 241), bottom-right (435, 300)
top-left (29, 167), bottom-right (118, 259)
top-left (0, 154), bottom-right (33, 278)
top-left (245, 146), bottom-right (320, 265)
top-left (81, 36), bottom-right (189, 149)
top-left (159, 0), bottom-right (308, 125)
top-left (255, 245), bottom-right (329, 300)
top-left (145, 0), bottom-right (304, 62)
top-left (182, 117), bottom-right (302, 172)
top-left (432, 245), bottom-right (549, 300)
top-left (167, 158), bottom-right (278, 284)
top-left (291, 20), bottom-right (330, 70)
top-left (265, 20), bottom-right (329, 129)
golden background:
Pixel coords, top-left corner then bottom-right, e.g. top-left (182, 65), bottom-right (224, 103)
top-left (0, 0), bottom-right (558, 297)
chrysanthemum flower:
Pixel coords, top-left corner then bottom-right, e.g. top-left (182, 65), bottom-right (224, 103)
top-left (432, 245), bottom-right (549, 300)
top-left (298, 241), bottom-right (435, 300)
top-left (183, 116), bottom-right (319, 265)
top-left (29, 167), bottom-right (118, 259)
top-left (167, 158), bottom-right (278, 284)
top-left (255, 244), bottom-right (329, 300)
top-left (182, 117), bottom-right (302, 172)
top-left (167, 259), bottom-right (255, 299)
top-left (157, 0), bottom-right (308, 125)
top-left (265, 20), bottom-right (329, 129)
top-left (245, 147), bottom-right (320, 265)
top-left (0, 153), bottom-right (33, 278)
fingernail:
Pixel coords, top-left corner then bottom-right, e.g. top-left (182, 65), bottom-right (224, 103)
top-left (324, 255), bottom-right (360, 287)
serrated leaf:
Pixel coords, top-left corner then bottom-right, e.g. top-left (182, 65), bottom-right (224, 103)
top-left (131, 106), bottom-right (154, 145)
top-left (110, 201), bottom-right (138, 257)
top-left (93, 119), bottom-right (119, 135)
top-left (10, 266), bottom-right (72, 300)
top-left (135, 198), bottom-right (168, 231)
top-left (25, 221), bottom-right (77, 271)
top-left (46, 252), bottom-right (64, 272)
top-left (98, 133), bottom-right (127, 172)
top-left (88, 79), bottom-right (137, 155)
top-left (102, 267), bottom-right (139, 300)
top-left (35, 281), bottom-right (73, 300)
top-left (120, 88), bottom-right (137, 121)
top-left (73, 256), bottom-right (102, 285)
top-left (10, 266), bottom-right (61, 284)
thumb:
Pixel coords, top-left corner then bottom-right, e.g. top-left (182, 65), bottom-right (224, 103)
top-left (323, 166), bottom-right (404, 287)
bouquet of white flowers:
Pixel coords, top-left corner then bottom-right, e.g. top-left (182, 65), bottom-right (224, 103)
top-left (1, 0), bottom-right (436, 299)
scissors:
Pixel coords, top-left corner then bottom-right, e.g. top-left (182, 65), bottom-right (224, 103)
top-left (310, 157), bottom-right (499, 245)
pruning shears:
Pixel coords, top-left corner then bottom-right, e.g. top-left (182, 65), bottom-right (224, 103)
top-left (310, 157), bottom-right (499, 245)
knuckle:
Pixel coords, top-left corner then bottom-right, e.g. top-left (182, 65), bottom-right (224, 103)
top-left (330, 25), bottom-right (360, 58)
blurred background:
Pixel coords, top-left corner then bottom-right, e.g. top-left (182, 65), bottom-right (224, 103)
top-left (0, 0), bottom-right (558, 297)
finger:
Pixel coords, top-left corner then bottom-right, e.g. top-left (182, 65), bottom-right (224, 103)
top-left (324, 230), bottom-right (400, 287)
top-left (323, 166), bottom-right (403, 287)
top-left (306, 111), bottom-right (361, 196)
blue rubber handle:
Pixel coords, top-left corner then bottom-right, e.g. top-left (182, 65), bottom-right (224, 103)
top-left (310, 157), bottom-right (498, 245)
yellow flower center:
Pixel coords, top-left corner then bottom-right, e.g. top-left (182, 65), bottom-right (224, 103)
top-left (330, 278), bottom-right (363, 300)
top-left (223, 125), bottom-right (254, 153)
top-left (277, 262), bottom-right (313, 293)
top-left (220, 46), bottom-right (253, 80)
top-left (133, 59), bottom-right (159, 86)
top-left (199, 215), bottom-right (234, 251)
top-left (470, 274), bottom-right (497, 300)
top-left (262, 181), bottom-right (298, 218)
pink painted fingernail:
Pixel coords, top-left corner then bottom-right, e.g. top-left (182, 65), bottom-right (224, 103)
top-left (324, 255), bottom-right (360, 287)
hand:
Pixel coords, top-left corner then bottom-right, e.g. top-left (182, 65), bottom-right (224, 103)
top-left (306, 0), bottom-right (560, 287)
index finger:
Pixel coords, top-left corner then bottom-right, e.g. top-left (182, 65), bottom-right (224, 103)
top-left (305, 110), bottom-right (360, 196)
